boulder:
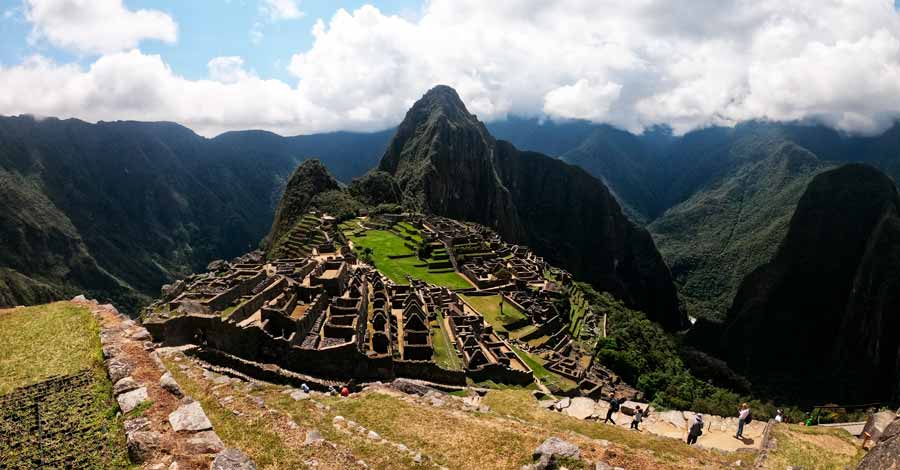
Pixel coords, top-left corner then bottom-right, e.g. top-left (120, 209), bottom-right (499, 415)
top-left (564, 397), bottom-right (596, 420)
top-left (107, 358), bottom-right (133, 383)
top-left (533, 436), bottom-right (580, 462)
top-left (130, 327), bottom-right (151, 341)
top-left (211, 448), bottom-right (257, 470)
top-left (184, 430), bottom-right (225, 454)
top-left (390, 378), bottom-right (438, 396)
top-left (168, 401), bottom-right (213, 432)
top-left (102, 345), bottom-right (120, 360)
top-left (124, 417), bottom-right (151, 435)
top-left (117, 387), bottom-right (149, 414)
top-left (71, 294), bottom-right (87, 302)
top-left (657, 410), bottom-right (687, 428)
top-left (304, 429), bottom-right (324, 446)
top-left (160, 372), bottom-right (184, 397)
top-left (554, 397), bottom-right (571, 410)
top-left (538, 400), bottom-right (556, 409)
top-left (113, 376), bottom-right (140, 395)
top-left (857, 418), bottom-right (900, 470)
top-left (367, 430), bottom-right (381, 441)
top-left (126, 430), bottom-right (161, 463)
top-left (290, 390), bottom-right (309, 401)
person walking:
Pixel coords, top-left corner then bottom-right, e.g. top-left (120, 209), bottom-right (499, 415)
top-left (630, 405), bottom-right (644, 431)
top-left (687, 413), bottom-right (704, 445)
top-left (735, 403), bottom-right (751, 439)
top-left (605, 396), bottom-right (620, 424)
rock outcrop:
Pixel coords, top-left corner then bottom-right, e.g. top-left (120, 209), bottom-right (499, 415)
top-left (377, 85), bottom-right (685, 329)
top-left (723, 164), bottom-right (900, 404)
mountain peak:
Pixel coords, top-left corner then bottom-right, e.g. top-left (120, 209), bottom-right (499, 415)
top-left (404, 84), bottom-right (478, 127)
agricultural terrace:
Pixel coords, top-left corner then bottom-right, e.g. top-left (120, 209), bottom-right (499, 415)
top-left (0, 302), bottom-right (129, 468)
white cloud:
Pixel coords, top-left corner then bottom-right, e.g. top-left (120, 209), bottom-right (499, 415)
top-left (3, 1), bottom-right (900, 136)
top-left (24, 0), bottom-right (177, 54)
top-left (208, 56), bottom-right (255, 83)
top-left (261, 0), bottom-right (304, 21)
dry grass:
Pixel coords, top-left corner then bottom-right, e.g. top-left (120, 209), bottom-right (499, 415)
top-left (763, 424), bottom-right (865, 470)
top-left (0, 301), bottom-right (101, 394)
top-left (164, 351), bottom-right (752, 469)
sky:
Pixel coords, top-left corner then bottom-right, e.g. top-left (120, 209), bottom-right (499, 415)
top-left (1, 0), bottom-right (900, 137)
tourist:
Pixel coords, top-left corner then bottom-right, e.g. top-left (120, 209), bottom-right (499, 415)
top-left (687, 413), bottom-right (704, 445)
top-left (340, 385), bottom-right (350, 397)
top-left (605, 396), bottom-right (620, 424)
top-left (735, 403), bottom-right (751, 439)
top-left (300, 383), bottom-right (310, 394)
top-left (630, 405), bottom-right (643, 431)
top-left (775, 409), bottom-right (784, 423)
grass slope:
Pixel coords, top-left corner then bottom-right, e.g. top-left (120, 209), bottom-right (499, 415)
top-left (0, 302), bottom-right (129, 468)
top-left (349, 229), bottom-right (470, 289)
top-left (0, 302), bottom-right (102, 393)
top-left (164, 350), bottom-right (745, 470)
top-left (763, 424), bottom-right (864, 469)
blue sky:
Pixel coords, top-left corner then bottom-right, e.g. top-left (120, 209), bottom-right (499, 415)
top-left (0, 0), bottom-right (421, 82)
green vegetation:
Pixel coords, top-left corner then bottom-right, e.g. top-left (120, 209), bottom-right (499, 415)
top-left (764, 424), bottom-right (864, 469)
top-left (582, 286), bottom-right (799, 420)
top-left (431, 311), bottom-right (463, 370)
top-left (649, 141), bottom-right (832, 321)
top-left (0, 302), bottom-right (129, 468)
top-left (508, 344), bottom-right (578, 392)
top-left (0, 302), bottom-right (102, 393)
top-left (348, 229), bottom-right (470, 289)
top-left (461, 294), bottom-right (526, 333)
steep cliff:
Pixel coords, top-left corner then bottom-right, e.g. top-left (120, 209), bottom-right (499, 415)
top-left (378, 86), bottom-right (685, 329)
top-left (723, 164), bottom-right (900, 403)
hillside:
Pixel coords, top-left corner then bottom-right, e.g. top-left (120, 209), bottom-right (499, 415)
top-left (722, 164), bottom-right (900, 405)
top-left (376, 86), bottom-right (686, 330)
top-left (0, 116), bottom-right (390, 310)
top-left (648, 139), bottom-right (834, 320)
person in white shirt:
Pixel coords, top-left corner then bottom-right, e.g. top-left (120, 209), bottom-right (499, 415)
top-left (735, 403), bottom-right (751, 439)
top-left (775, 409), bottom-right (784, 423)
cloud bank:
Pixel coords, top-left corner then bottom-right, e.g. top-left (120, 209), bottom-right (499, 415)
top-left (25, 0), bottom-right (177, 54)
top-left (3, 0), bottom-right (900, 136)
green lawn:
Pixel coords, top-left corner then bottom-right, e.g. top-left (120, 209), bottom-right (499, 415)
top-left (349, 230), bottom-right (471, 289)
top-left (508, 344), bottom-right (578, 392)
top-left (432, 311), bottom-right (463, 371)
top-left (0, 302), bottom-right (102, 393)
top-left (0, 302), bottom-right (129, 468)
top-left (461, 294), bottom-right (527, 333)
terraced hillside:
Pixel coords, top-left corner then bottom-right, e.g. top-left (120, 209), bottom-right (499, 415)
top-left (0, 302), bottom-right (128, 469)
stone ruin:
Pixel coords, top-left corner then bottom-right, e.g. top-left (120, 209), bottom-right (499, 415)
top-left (143, 212), bottom-right (638, 399)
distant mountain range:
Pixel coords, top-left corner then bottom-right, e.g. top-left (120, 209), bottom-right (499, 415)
top-left (5, 95), bottom-right (900, 325)
top-left (0, 116), bottom-right (390, 309)
top-left (492, 118), bottom-right (900, 321)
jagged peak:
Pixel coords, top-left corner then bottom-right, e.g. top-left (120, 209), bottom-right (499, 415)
top-left (402, 84), bottom-right (480, 129)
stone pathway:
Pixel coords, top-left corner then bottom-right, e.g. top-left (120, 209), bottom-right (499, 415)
top-left (73, 297), bottom-right (255, 470)
top-left (545, 395), bottom-right (766, 453)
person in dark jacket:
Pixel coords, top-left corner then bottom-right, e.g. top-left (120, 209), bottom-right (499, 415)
top-left (605, 396), bottom-right (620, 424)
top-left (687, 413), bottom-right (704, 445)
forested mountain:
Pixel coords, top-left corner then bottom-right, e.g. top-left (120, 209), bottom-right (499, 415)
top-left (0, 116), bottom-right (390, 310)
top-left (495, 119), bottom-right (900, 321)
top-left (377, 86), bottom-right (686, 330)
top-left (721, 164), bottom-right (900, 405)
